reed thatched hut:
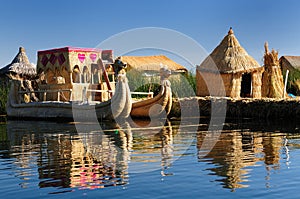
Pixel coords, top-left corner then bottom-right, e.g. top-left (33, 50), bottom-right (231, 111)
top-left (119, 55), bottom-right (187, 74)
top-left (0, 47), bottom-right (36, 86)
top-left (196, 28), bottom-right (264, 98)
top-left (261, 42), bottom-right (286, 98)
top-left (279, 55), bottom-right (300, 95)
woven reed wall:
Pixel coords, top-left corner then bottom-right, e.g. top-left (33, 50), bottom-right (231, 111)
top-left (252, 71), bottom-right (263, 98)
top-left (229, 73), bottom-right (241, 98)
top-left (197, 70), bottom-right (264, 99)
top-left (196, 70), bottom-right (227, 97)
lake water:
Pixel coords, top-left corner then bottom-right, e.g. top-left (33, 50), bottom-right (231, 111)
top-left (1, 117), bottom-right (300, 199)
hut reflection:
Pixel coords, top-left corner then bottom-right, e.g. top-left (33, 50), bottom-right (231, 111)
top-left (262, 133), bottom-right (282, 169)
top-left (197, 129), bottom-right (285, 191)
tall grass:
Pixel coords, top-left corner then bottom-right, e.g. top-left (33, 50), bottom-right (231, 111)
top-left (127, 70), bottom-right (196, 98)
top-left (170, 72), bottom-right (196, 98)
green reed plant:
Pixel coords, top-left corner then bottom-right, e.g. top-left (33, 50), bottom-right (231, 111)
top-left (169, 72), bottom-right (196, 98)
top-left (127, 69), bottom-right (196, 98)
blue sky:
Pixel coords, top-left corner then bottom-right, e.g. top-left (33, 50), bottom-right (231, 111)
top-left (1, 0), bottom-right (300, 71)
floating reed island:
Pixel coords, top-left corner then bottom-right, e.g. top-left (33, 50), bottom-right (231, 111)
top-left (170, 96), bottom-right (300, 121)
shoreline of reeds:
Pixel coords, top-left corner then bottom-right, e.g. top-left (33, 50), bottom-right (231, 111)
top-left (169, 96), bottom-right (300, 121)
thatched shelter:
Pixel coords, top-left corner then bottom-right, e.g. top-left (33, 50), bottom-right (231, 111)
top-left (0, 47), bottom-right (36, 86)
top-left (261, 42), bottom-right (286, 98)
top-left (196, 28), bottom-right (264, 98)
top-left (279, 55), bottom-right (300, 95)
top-left (119, 55), bottom-right (187, 74)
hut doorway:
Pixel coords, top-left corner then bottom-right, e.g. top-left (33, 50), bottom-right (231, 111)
top-left (240, 73), bottom-right (252, 97)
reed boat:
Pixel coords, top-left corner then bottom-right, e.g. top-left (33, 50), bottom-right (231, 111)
top-left (6, 47), bottom-right (132, 121)
top-left (6, 74), bottom-right (131, 121)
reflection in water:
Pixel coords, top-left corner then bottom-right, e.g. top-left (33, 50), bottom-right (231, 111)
top-left (197, 127), bottom-right (300, 192)
top-left (198, 130), bottom-right (260, 190)
top-left (160, 122), bottom-right (174, 176)
top-left (129, 119), bottom-right (175, 175)
top-left (5, 120), bottom-right (132, 192)
top-left (69, 123), bottom-right (132, 190)
top-left (5, 121), bottom-right (78, 190)
top-left (2, 119), bottom-right (176, 192)
top-left (2, 118), bottom-right (300, 194)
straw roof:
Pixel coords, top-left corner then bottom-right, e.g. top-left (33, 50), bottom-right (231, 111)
top-left (120, 55), bottom-right (187, 72)
top-left (279, 56), bottom-right (300, 70)
top-left (199, 28), bottom-right (262, 74)
top-left (0, 47), bottom-right (36, 77)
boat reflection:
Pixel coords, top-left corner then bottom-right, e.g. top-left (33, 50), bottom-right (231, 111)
top-left (129, 119), bottom-right (175, 175)
top-left (69, 122), bottom-right (132, 189)
top-left (4, 119), bottom-right (175, 191)
top-left (5, 120), bottom-right (130, 191)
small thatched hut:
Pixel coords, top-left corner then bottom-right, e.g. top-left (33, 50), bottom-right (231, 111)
top-left (279, 55), bottom-right (300, 95)
top-left (196, 28), bottom-right (264, 98)
top-left (119, 55), bottom-right (187, 74)
top-left (261, 42), bottom-right (286, 98)
top-left (0, 47), bottom-right (36, 86)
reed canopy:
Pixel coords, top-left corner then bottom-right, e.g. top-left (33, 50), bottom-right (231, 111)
top-left (119, 55), bottom-right (187, 73)
top-left (196, 28), bottom-right (264, 98)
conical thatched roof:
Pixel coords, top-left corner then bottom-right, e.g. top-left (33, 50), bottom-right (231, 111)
top-left (198, 28), bottom-right (262, 74)
top-left (0, 47), bottom-right (36, 77)
top-left (120, 55), bottom-right (187, 72)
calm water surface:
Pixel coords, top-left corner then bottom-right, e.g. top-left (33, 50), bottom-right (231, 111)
top-left (1, 117), bottom-right (300, 199)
